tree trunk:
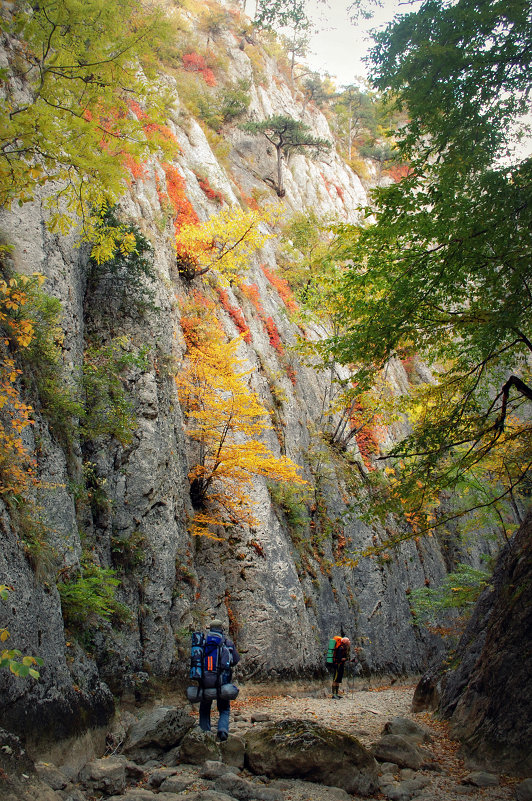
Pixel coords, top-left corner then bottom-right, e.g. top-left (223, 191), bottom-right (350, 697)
top-left (275, 145), bottom-right (285, 197)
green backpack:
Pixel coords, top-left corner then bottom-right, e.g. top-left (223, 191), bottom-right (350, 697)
top-left (326, 635), bottom-right (342, 665)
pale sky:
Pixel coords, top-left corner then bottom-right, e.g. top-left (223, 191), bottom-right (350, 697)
top-left (304, 0), bottom-right (403, 87)
top-left (302, 0), bottom-right (532, 158)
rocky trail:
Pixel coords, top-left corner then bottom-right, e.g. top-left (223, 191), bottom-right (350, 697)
top-left (228, 682), bottom-right (522, 801)
top-left (4, 680), bottom-right (528, 801)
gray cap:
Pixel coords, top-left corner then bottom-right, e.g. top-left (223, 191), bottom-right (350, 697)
top-left (209, 618), bottom-right (224, 630)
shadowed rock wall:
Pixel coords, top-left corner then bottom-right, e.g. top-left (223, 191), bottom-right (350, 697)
top-left (437, 512), bottom-right (532, 775)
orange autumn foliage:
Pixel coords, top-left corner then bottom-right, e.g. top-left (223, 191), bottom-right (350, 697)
top-left (179, 290), bottom-right (217, 349)
top-left (241, 283), bottom-right (284, 355)
top-left (384, 163), bottom-right (412, 182)
top-left (216, 287), bottom-right (251, 343)
top-left (128, 99), bottom-right (179, 147)
top-left (349, 399), bottom-right (383, 470)
top-left (156, 164), bottom-right (199, 236)
top-left (182, 52), bottom-right (217, 86)
top-left (195, 172), bottom-right (224, 204)
top-left (122, 153), bottom-right (146, 182)
top-left (261, 265), bottom-right (298, 314)
top-left (0, 275), bottom-right (40, 496)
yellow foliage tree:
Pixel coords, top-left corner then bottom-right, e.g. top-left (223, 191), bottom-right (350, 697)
top-left (0, 0), bottom-right (174, 258)
top-left (176, 297), bottom-right (305, 538)
top-left (174, 204), bottom-right (280, 283)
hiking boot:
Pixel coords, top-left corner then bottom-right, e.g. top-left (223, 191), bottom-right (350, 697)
top-left (217, 731), bottom-right (228, 742)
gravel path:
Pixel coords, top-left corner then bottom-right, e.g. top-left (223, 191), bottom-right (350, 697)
top-left (214, 679), bottom-right (519, 801)
top-left (232, 681), bottom-right (415, 747)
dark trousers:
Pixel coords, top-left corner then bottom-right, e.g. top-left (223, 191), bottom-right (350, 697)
top-left (199, 696), bottom-right (230, 734)
top-left (332, 661), bottom-right (345, 694)
top-left (333, 662), bottom-right (345, 684)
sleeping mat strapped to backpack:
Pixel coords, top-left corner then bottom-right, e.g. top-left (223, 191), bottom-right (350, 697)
top-left (326, 635), bottom-right (342, 665)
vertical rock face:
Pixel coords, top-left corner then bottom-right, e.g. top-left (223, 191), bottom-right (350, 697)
top-left (0, 8), bottom-right (500, 746)
top-left (436, 512), bottom-right (532, 776)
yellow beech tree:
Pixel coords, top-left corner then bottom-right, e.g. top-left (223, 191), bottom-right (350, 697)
top-left (174, 205), bottom-right (279, 283)
top-left (176, 297), bottom-right (305, 538)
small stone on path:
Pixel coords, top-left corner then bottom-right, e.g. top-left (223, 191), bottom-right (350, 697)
top-left (201, 760), bottom-right (240, 779)
top-left (35, 762), bottom-right (70, 790)
top-left (373, 734), bottom-right (428, 769)
top-left (214, 773), bottom-right (283, 801)
top-left (106, 790), bottom-right (157, 801)
top-left (146, 768), bottom-right (177, 788)
top-left (159, 774), bottom-right (196, 793)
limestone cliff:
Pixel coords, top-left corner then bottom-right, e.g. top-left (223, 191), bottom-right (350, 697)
top-left (0, 1), bottom-right (500, 748)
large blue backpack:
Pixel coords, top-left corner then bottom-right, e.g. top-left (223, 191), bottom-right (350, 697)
top-left (189, 630), bottom-right (233, 689)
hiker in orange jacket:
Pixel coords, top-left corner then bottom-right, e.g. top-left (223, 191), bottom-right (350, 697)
top-left (332, 637), bottom-right (350, 699)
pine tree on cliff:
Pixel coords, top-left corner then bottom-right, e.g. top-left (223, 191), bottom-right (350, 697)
top-left (240, 116), bottom-right (330, 197)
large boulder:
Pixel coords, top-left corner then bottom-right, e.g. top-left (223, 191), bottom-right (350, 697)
top-left (416, 512), bottom-right (532, 776)
top-left (121, 706), bottom-right (194, 763)
top-left (244, 719), bottom-right (379, 796)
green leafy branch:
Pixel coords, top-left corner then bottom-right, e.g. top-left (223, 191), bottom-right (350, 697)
top-left (409, 563), bottom-right (492, 637)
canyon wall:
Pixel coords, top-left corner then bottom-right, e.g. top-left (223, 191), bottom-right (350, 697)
top-left (0, 7), bottom-right (499, 747)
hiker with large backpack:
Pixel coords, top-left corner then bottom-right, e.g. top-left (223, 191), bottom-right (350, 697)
top-left (331, 636), bottom-right (350, 699)
top-left (188, 618), bottom-right (240, 741)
